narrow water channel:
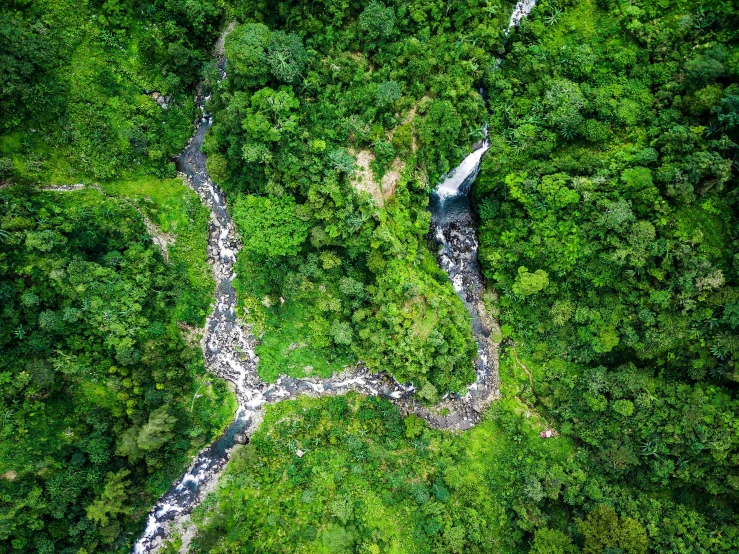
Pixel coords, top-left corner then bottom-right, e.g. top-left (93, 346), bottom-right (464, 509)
top-left (133, 2), bottom-right (537, 550)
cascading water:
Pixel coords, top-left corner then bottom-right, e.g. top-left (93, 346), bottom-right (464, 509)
top-left (133, 1), bottom-right (536, 551)
top-left (429, 134), bottom-right (493, 388)
top-left (507, 0), bottom-right (538, 32)
top-left (428, 0), bottom-right (538, 387)
top-left (434, 140), bottom-right (490, 199)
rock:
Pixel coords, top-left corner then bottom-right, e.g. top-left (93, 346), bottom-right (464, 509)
top-left (234, 433), bottom-right (248, 444)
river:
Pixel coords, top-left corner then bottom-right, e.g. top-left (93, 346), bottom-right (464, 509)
top-left (133, 1), bottom-right (536, 551)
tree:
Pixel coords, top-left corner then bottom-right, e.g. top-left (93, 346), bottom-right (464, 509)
top-left (419, 100), bottom-right (462, 156)
top-left (358, 2), bottom-right (395, 41)
top-left (529, 528), bottom-right (581, 554)
top-left (578, 505), bottom-right (648, 554)
top-left (321, 523), bottom-right (356, 552)
top-left (137, 406), bottom-right (177, 452)
top-left (206, 153), bottom-right (229, 185)
top-left (266, 31), bottom-right (307, 83)
top-left (404, 413), bottom-right (426, 438)
top-left (225, 23), bottom-right (272, 88)
top-left (85, 470), bottom-right (131, 526)
top-left (376, 80), bottom-right (401, 108)
top-left (512, 267), bottom-right (549, 296)
top-left (331, 320), bottom-right (353, 345)
top-left (544, 79), bottom-right (585, 138)
top-left (116, 426), bottom-right (144, 461)
top-left (233, 195), bottom-right (310, 257)
top-left (241, 86), bottom-right (300, 144)
top-left (538, 173), bottom-right (580, 208)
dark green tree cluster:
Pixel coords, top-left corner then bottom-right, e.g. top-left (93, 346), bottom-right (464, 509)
top-left (206, 0), bottom-right (517, 393)
top-left (0, 0), bottom-right (225, 182)
top-left (472, 0), bottom-right (739, 549)
top-left (478, 0), bottom-right (739, 373)
top-left (0, 188), bottom-right (232, 552)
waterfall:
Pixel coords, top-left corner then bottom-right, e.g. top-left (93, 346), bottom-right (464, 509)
top-left (435, 0), bottom-right (538, 200)
top-left (507, 0), bottom-right (538, 33)
top-left (132, 2), bottom-right (539, 551)
top-left (434, 139), bottom-right (490, 199)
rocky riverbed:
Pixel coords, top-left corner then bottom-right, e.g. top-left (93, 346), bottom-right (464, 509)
top-left (131, 0), bottom-right (538, 549)
top-left (130, 99), bottom-right (500, 554)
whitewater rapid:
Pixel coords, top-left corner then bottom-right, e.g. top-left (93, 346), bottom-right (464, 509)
top-left (132, 1), bottom-right (536, 550)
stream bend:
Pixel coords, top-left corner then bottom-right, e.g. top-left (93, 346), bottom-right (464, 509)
top-left (133, 0), bottom-right (538, 548)
top-left (131, 101), bottom-right (500, 554)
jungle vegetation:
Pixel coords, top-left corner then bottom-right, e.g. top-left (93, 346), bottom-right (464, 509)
top-left (2, 0), bottom-right (739, 553)
top-left (195, 0), bottom-right (739, 552)
top-left (1, 0), bottom-right (235, 551)
top-left (206, 0), bottom-right (511, 396)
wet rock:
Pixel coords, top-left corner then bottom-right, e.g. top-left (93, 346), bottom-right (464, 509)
top-left (150, 92), bottom-right (173, 110)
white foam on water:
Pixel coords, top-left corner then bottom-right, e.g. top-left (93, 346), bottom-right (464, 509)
top-left (304, 381), bottom-right (325, 393)
top-left (507, 0), bottom-right (538, 32)
top-left (156, 503), bottom-right (183, 518)
top-left (244, 389), bottom-right (266, 409)
top-left (435, 141), bottom-right (490, 199)
top-left (332, 377), bottom-right (366, 389)
top-left (133, 514), bottom-right (160, 554)
top-left (452, 274), bottom-right (465, 293)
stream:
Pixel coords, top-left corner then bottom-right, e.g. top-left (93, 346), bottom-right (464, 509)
top-left (132, 2), bottom-right (536, 551)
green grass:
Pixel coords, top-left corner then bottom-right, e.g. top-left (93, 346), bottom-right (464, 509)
top-left (192, 384), bottom-right (576, 553)
top-left (255, 300), bottom-right (356, 382)
top-left (102, 175), bottom-right (214, 325)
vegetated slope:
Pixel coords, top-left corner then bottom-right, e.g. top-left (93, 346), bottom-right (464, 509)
top-left (0, 187), bottom-right (234, 552)
top-left (190, 390), bottom-right (575, 554)
top-left (0, 1), bottom-right (237, 551)
top-left (0, 0), bottom-right (225, 184)
top-left (195, 0), bottom-right (739, 553)
top-left (204, 0), bottom-right (518, 396)
top-left (190, 352), bottom-right (735, 554)
top-left (473, 0), bottom-right (739, 550)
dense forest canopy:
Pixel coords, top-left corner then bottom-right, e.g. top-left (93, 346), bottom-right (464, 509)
top-left (1, 1), bottom-right (234, 551)
top-left (197, 0), bottom-right (739, 552)
top-left (206, 0), bottom-right (518, 395)
top-left (0, 187), bottom-right (234, 551)
top-left (1, 0), bottom-right (739, 553)
top-left (476, 0), bottom-right (739, 521)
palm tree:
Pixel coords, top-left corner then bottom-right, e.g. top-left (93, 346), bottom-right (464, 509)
top-left (545, 8), bottom-right (563, 26)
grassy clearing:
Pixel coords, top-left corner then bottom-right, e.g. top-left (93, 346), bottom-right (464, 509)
top-left (255, 300), bottom-right (356, 382)
top-left (102, 175), bottom-right (214, 325)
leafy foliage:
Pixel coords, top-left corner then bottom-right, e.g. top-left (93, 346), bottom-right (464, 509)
top-left (0, 176), bottom-right (233, 553)
top-left (0, 0), bottom-right (225, 182)
top-left (210, 0), bottom-right (511, 392)
top-left (474, 0), bottom-right (739, 550)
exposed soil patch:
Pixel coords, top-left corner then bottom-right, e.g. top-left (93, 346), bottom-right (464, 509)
top-left (350, 149), bottom-right (405, 205)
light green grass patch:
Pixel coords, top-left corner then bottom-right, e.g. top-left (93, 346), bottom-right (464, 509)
top-left (255, 300), bottom-right (356, 382)
top-left (102, 175), bottom-right (214, 325)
